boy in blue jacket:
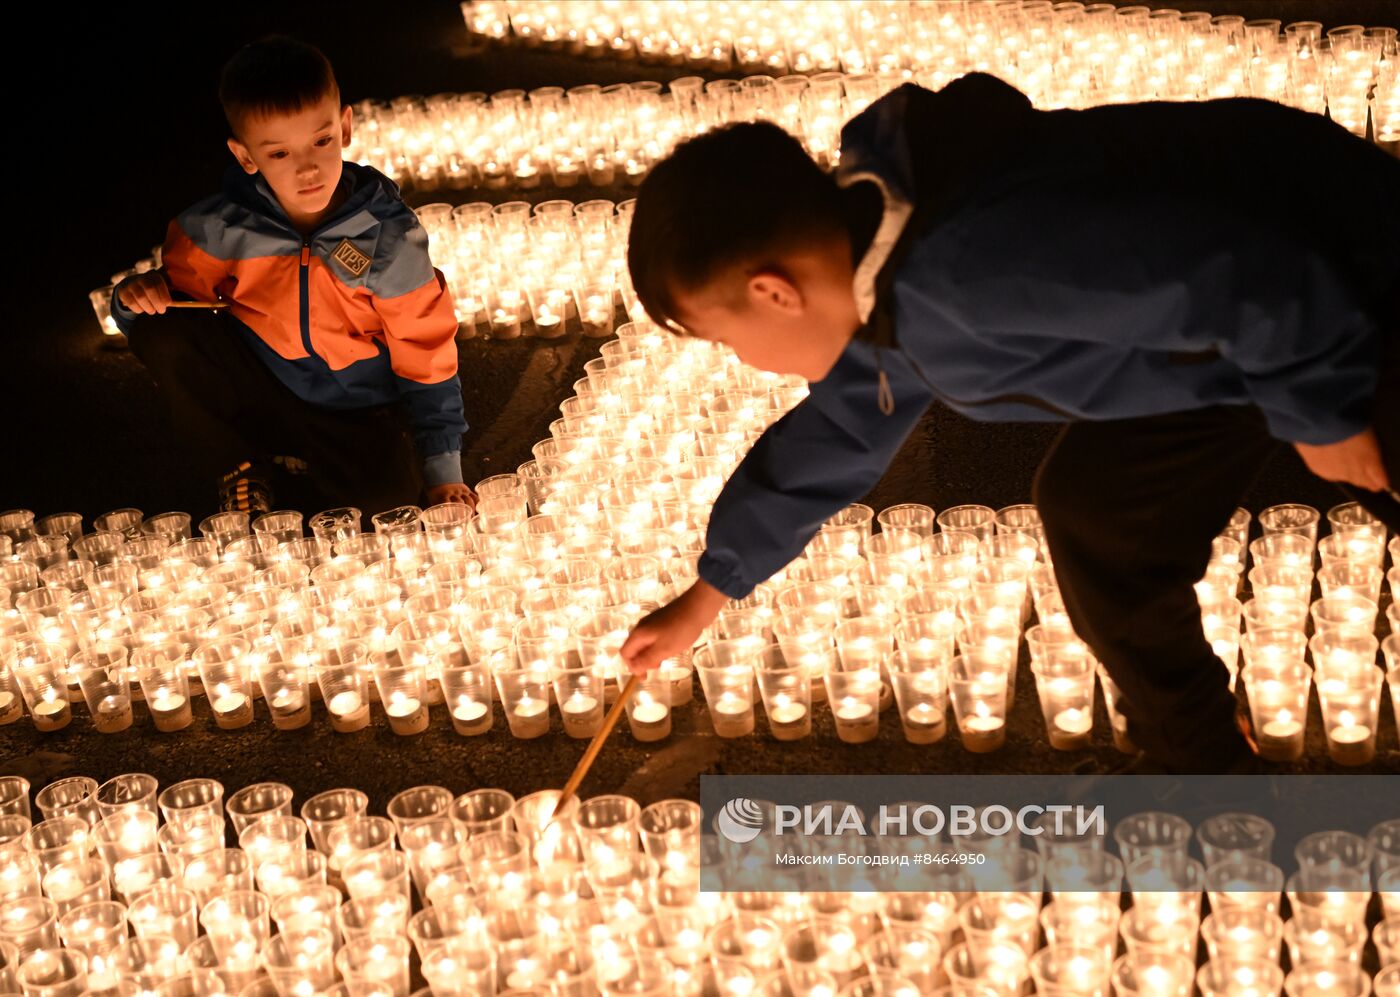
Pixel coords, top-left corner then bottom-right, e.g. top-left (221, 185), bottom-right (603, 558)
top-left (113, 37), bottom-right (472, 516)
top-left (620, 73), bottom-right (1399, 774)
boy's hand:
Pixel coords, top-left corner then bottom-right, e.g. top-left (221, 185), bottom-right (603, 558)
top-left (1294, 427), bottom-right (1392, 494)
top-left (621, 578), bottom-right (730, 675)
top-left (426, 482), bottom-right (477, 508)
top-left (116, 272), bottom-right (173, 315)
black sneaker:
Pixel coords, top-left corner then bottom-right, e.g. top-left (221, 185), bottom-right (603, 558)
top-left (218, 461), bottom-right (275, 515)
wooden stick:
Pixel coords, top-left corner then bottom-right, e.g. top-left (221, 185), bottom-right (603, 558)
top-left (165, 301), bottom-right (227, 309)
top-left (553, 673), bottom-right (640, 818)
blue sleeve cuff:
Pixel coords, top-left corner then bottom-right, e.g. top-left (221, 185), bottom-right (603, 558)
top-left (422, 451), bottom-right (463, 488)
top-left (698, 549), bottom-right (755, 601)
top-left (110, 280), bottom-right (141, 334)
top-left (395, 375), bottom-right (468, 464)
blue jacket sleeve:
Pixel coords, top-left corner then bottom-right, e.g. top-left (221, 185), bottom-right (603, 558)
top-left (1217, 248), bottom-right (1384, 445)
top-left (392, 373), bottom-right (469, 468)
top-left (698, 340), bottom-right (935, 599)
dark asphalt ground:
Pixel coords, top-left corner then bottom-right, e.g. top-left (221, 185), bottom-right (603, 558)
top-left (2, 2), bottom-right (1397, 806)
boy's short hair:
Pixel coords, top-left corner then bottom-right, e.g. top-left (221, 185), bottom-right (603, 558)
top-left (628, 122), bottom-right (845, 334)
top-left (219, 36), bottom-right (340, 139)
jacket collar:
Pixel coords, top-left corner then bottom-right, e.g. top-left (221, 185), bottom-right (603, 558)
top-left (222, 161), bottom-right (397, 240)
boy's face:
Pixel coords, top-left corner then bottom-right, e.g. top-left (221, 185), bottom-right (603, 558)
top-left (228, 96), bottom-right (352, 223)
top-left (670, 240), bottom-right (862, 383)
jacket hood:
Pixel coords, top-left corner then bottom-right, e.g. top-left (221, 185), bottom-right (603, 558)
top-left (839, 74), bottom-right (1035, 212)
top-left (837, 74), bottom-right (1036, 325)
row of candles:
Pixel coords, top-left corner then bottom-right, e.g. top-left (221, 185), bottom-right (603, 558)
top-left (347, 33), bottom-right (1396, 210)
top-left (455, 0), bottom-right (1396, 180)
top-left (92, 197), bottom-right (646, 342)
top-left (1, 461), bottom-right (1397, 765)
top-left (7, 308), bottom-right (1400, 758)
top-left (462, 0), bottom-right (1394, 108)
top-left (2, 771), bottom-right (1400, 996)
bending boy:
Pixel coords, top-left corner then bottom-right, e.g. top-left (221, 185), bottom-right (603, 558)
top-left (620, 73), bottom-right (1399, 774)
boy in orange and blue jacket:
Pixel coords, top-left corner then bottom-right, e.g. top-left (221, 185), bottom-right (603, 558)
top-left (112, 36), bottom-right (472, 517)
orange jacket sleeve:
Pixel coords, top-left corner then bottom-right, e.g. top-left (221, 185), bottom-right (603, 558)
top-left (161, 219), bottom-right (231, 302)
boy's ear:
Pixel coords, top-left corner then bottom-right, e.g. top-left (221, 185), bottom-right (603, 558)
top-left (340, 104), bottom-right (353, 148)
top-left (747, 270), bottom-right (803, 316)
top-left (226, 137), bottom-right (258, 175)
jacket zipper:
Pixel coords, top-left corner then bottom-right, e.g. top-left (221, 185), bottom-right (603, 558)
top-left (298, 243), bottom-right (317, 361)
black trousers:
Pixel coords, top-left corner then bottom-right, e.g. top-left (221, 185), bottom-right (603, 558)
top-left (1033, 338), bottom-right (1400, 773)
top-left (126, 309), bottom-right (423, 518)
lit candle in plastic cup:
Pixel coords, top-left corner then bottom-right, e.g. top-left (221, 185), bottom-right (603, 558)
top-left (15, 947), bottom-right (87, 997)
top-left (375, 662), bottom-right (431, 736)
top-left (1241, 596), bottom-right (1309, 636)
top-left (1282, 961), bottom-right (1369, 997)
top-left (1201, 907), bottom-right (1284, 964)
top-left (1242, 662), bottom-right (1311, 763)
top-left (1028, 943), bottom-right (1110, 997)
top-left (754, 644), bottom-right (812, 741)
top-left (824, 667), bottom-right (881, 745)
top-left (695, 645), bottom-right (756, 738)
top-left (1031, 650), bottom-right (1096, 751)
top-left (132, 642), bottom-right (192, 733)
top-left (896, 613), bottom-right (958, 670)
top-left (193, 636), bottom-right (255, 731)
top-left (441, 662), bottom-right (495, 737)
top-left (1310, 594), bottom-right (1378, 640)
top-left (1110, 950), bottom-right (1194, 997)
top-left (14, 644), bottom-right (73, 733)
top-left (772, 619), bottom-right (834, 705)
top-left (625, 672), bottom-right (672, 743)
top-left (1315, 664), bottom-right (1383, 767)
top-left (553, 664), bottom-right (606, 740)
top-left (42, 857), bottom-right (109, 916)
top-left (659, 654), bottom-right (695, 707)
top-left (300, 788), bottom-right (369, 857)
top-left (71, 644), bottom-right (132, 734)
top-left (314, 641), bottom-right (372, 734)
top-left (889, 652), bottom-right (948, 745)
top-left (950, 653), bottom-right (1009, 753)
top-left (494, 665), bottom-right (552, 740)
top-left (253, 645), bottom-right (313, 731)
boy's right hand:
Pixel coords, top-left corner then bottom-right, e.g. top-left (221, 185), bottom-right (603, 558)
top-left (621, 578), bottom-right (730, 675)
top-left (117, 272), bottom-right (173, 315)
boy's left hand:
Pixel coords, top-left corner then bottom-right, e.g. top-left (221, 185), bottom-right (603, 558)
top-left (1293, 426), bottom-right (1392, 494)
top-left (426, 483), bottom-right (478, 508)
